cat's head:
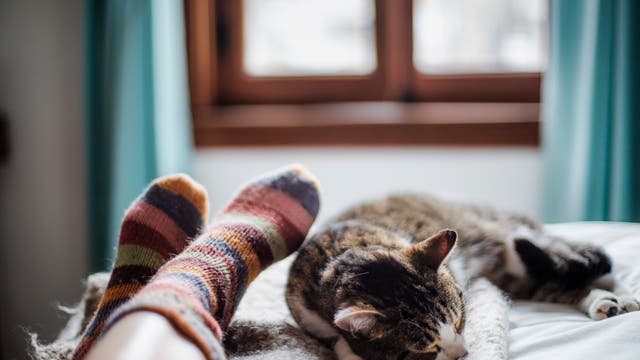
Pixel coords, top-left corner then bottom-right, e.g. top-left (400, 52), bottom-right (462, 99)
top-left (324, 229), bottom-right (467, 360)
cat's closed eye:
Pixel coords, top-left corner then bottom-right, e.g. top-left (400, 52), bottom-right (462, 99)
top-left (454, 318), bottom-right (463, 333)
top-left (424, 343), bottom-right (440, 353)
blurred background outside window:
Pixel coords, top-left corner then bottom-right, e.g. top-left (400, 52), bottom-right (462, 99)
top-left (242, 0), bottom-right (547, 77)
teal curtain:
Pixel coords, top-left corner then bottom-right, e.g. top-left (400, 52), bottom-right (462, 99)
top-left (86, 0), bottom-right (193, 272)
top-left (543, 0), bottom-right (640, 223)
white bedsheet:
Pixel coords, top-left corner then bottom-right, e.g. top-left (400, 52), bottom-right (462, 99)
top-left (233, 222), bottom-right (640, 359)
top-left (509, 222), bottom-right (640, 360)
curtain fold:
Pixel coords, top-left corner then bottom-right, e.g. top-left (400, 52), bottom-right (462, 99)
top-left (543, 0), bottom-right (640, 223)
top-left (86, 0), bottom-right (192, 272)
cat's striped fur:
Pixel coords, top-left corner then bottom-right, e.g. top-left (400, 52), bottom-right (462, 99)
top-left (286, 194), bottom-right (640, 360)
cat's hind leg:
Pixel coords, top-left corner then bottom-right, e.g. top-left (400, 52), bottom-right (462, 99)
top-left (514, 283), bottom-right (637, 320)
top-left (513, 237), bottom-right (640, 319)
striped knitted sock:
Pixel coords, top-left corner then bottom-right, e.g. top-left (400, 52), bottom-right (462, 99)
top-left (102, 165), bottom-right (320, 360)
top-left (73, 174), bottom-right (208, 359)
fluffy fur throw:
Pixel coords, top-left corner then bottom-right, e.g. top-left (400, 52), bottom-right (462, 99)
top-left (30, 257), bottom-right (509, 360)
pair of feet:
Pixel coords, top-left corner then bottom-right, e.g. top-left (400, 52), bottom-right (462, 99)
top-left (73, 165), bottom-right (320, 360)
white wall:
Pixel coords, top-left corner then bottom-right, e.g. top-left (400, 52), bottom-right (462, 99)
top-left (0, 0), bottom-right (86, 359)
top-left (194, 147), bottom-right (542, 227)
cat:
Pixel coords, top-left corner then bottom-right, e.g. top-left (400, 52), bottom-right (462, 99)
top-left (286, 194), bottom-right (640, 360)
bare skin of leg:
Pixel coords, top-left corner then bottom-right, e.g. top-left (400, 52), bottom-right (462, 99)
top-left (86, 312), bottom-right (206, 360)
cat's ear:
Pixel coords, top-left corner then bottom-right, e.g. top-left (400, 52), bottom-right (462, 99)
top-left (334, 306), bottom-right (385, 338)
top-left (405, 229), bottom-right (457, 269)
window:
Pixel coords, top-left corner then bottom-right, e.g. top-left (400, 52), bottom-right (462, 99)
top-left (185, 0), bottom-right (546, 145)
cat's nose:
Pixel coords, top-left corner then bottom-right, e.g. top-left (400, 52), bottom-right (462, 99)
top-left (445, 345), bottom-right (468, 359)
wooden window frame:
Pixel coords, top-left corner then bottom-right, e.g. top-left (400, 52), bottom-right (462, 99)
top-left (185, 0), bottom-right (541, 146)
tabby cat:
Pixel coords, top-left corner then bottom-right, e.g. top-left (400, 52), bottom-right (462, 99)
top-left (286, 194), bottom-right (639, 360)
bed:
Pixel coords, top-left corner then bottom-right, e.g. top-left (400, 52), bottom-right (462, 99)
top-left (229, 222), bottom-right (640, 359)
top-left (33, 222), bottom-right (640, 359)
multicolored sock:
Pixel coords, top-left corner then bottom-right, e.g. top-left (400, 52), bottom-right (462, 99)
top-left (102, 165), bottom-right (320, 360)
top-left (73, 174), bottom-right (209, 359)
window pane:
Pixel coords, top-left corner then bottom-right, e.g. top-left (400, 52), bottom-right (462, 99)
top-left (413, 0), bottom-right (547, 74)
top-left (243, 0), bottom-right (376, 76)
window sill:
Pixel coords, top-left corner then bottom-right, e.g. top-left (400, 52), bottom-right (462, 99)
top-left (191, 102), bottom-right (539, 147)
